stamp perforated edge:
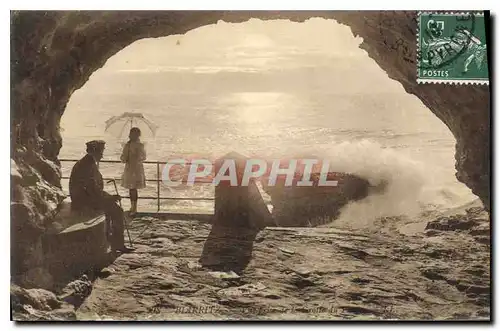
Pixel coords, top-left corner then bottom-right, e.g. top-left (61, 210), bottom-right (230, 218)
top-left (417, 79), bottom-right (489, 85)
top-left (416, 11), bottom-right (489, 85)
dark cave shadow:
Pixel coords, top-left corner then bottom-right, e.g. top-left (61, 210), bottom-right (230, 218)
top-left (198, 224), bottom-right (260, 274)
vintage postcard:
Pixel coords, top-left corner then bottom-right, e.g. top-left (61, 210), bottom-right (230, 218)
top-left (10, 10), bottom-right (491, 322)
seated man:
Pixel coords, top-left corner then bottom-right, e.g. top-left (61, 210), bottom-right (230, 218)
top-left (69, 140), bottom-right (133, 253)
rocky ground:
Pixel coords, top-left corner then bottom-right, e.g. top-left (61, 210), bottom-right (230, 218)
top-left (76, 203), bottom-right (489, 321)
top-left (12, 201), bottom-right (490, 321)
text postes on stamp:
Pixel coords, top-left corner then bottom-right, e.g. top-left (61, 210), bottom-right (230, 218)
top-left (417, 12), bottom-right (489, 85)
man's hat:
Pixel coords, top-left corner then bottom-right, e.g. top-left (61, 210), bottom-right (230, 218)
top-left (86, 140), bottom-right (106, 151)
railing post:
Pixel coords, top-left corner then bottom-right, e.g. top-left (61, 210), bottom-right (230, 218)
top-left (156, 162), bottom-right (161, 212)
top-left (62, 159), bottom-right (215, 214)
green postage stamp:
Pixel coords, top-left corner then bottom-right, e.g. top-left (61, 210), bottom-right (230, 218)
top-left (417, 12), bottom-right (489, 84)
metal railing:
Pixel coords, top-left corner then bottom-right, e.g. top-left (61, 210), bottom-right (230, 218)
top-left (59, 158), bottom-right (214, 212)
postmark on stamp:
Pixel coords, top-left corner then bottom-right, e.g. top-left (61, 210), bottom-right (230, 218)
top-left (417, 12), bottom-right (489, 84)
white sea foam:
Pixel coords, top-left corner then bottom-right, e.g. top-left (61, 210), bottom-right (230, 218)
top-left (303, 139), bottom-right (475, 229)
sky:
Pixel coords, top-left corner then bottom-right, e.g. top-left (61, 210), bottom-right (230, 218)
top-left (100, 18), bottom-right (384, 78)
top-left (71, 17), bottom-right (414, 103)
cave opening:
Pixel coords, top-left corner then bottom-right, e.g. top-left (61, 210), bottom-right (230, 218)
top-left (58, 18), bottom-right (476, 222)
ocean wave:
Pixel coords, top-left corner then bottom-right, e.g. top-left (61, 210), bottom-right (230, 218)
top-left (298, 139), bottom-right (476, 228)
